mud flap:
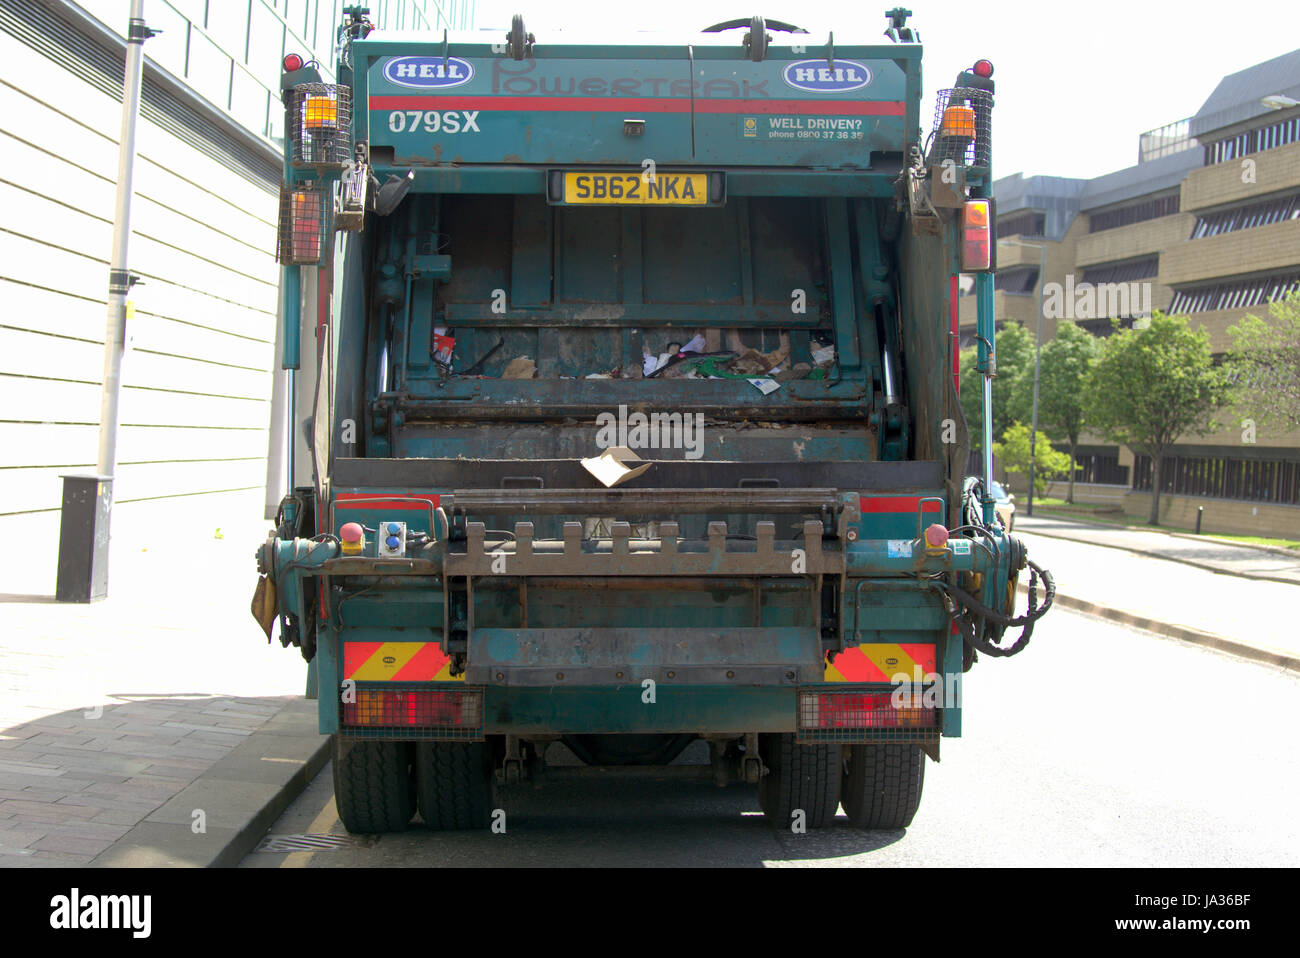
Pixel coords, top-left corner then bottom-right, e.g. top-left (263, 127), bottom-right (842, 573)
top-left (251, 574), bottom-right (278, 641)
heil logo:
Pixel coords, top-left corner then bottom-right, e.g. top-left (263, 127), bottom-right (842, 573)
top-left (782, 59), bottom-right (871, 93)
top-left (383, 56), bottom-right (474, 89)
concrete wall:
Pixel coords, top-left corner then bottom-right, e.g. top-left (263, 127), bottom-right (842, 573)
top-left (1162, 218), bottom-right (1300, 288)
top-left (1075, 210), bottom-right (1193, 269)
top-left (1119, 491), bottom-right (1300, 538)
top-left (1041, 479), bottom-right (1300, 537)
top-left (1042, 480), bottom-right (1127, 507)
top-left (1181, 139), bottom-right (1300, 210)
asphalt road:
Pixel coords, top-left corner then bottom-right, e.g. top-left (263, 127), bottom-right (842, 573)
top-left (241, 606), bottom-right (1300, 867)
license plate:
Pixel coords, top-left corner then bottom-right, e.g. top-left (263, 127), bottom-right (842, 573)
top-left (562, 171), bottom-right (709, 206)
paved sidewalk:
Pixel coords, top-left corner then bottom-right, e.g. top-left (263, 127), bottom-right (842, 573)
top-left (1016, 529), bottom-right (1297, 668)
top-left (1015, 513), bottom-right (1300, 586)
top-left (0, 494), bottom-right (317, 866)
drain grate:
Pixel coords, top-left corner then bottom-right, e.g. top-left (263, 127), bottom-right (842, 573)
top-left (254, 833), bottom-right (374, 853)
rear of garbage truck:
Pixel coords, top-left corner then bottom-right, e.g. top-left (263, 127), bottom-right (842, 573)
top-left (253, 9), bottom-right (1053, 833)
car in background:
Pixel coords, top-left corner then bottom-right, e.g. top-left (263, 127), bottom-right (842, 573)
top-left (989, 480), bottom-right (1016, 531)
top-left (964, 477), bottom-right (1016, 531)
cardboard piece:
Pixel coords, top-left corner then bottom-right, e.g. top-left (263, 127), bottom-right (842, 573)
top-left (581, 446), bottom-right (653, 487)
top-left (503, 356), bottom-right (536, 379)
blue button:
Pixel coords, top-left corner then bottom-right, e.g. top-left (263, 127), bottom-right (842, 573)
top-left (385, 536), bottom-right (401, 550)
top-left (387, 522), bottom-right (402, 535)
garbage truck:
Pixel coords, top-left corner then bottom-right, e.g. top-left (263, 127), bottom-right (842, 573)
top-left (252, 7), bottom-right (1054, 833)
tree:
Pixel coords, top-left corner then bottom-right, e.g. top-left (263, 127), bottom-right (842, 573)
top-left (1225, 290), bottom-right (1300, 431)
top-left (959, 322), bottom-right (1035, 458)
top-left (993, 423), bottom-right (1071, 496)
top-left (1083, 311), bottom-right (1232, 525)
top-left (1037, 321), bottom-right (1101, 503)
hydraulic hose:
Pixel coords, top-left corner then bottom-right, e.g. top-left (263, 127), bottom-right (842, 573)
top-left (936, 557), bottom-right (1055, 658)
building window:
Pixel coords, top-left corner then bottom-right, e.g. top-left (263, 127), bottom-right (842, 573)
top-left (1168, 272), bottom-right (1300, 314)
top-left (1191, 192), bottom-right (1300, 238)
top-left (1204, 116), bottom-right (1300, 165)
top-left (1079, 257), bottom-right (1159, 285)
top-left (1074, 452), bottom-right (1129, 485)
top-left (1087, 193), bottom-right (1180, 232)
top-left (997, 211), bottom-right (1046, 238)
top-left (1132, 453), bottom-right (1300, 505)
top-left (995, 267), bottom-right (1040, 294)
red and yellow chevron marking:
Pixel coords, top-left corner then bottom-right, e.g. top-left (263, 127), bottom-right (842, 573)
top-left (343, 642), bottom-right (463, 682)
top-left (825, 643), bottom-right (938, 682)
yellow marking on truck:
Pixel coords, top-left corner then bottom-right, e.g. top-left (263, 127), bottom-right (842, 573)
top-left (563, 171), bottom-right (709, 206)
top-left (825, 643), bottom-right (935, 682)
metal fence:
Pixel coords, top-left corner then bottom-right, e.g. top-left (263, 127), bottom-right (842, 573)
top-left (1133, 453), bottom-right (1300, 505)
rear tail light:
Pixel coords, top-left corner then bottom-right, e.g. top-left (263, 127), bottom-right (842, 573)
top-left (798, 691), bottom-right (937, 730)
top-left (961, 199), bottom-right (992, 272)
top-left (342, 688), bottom-right (482, 728)
top-left (276, 186), bottom-right (327, 265)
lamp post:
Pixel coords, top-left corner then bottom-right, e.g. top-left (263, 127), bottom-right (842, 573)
top-left (57, 0), bottom-right (154, 602)
top-left (997, 237), bottom-right (1046, 517)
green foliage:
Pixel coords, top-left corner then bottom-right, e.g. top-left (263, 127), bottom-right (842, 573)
top-left (1083, 311), bottom-right (1232, 524)
top-left (1037, 321), bottom-right (1101, 449)
top-left (992, 423), bottom-right (1071, 496)
top-left (1083, 311), bottom-right (1231, 455)
top-left (959, 322), bottom-right (1035, 453)
top-left (1225, 290), bottom-right (1300, 430)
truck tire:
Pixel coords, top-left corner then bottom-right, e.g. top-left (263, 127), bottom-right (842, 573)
top-left (332, 737), bottom-right (415, 834)
top-left (416, 742), bottom-right (492, 830)
top-left (840, 744), bottom-right (925, 829)
top-left (757, 734), bottom-right (840, 829)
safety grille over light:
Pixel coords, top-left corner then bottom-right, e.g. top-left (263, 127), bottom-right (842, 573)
top-left (795, 687), bottom-right (940, 745)
top-left (286, 83), bottom-right (353, 168)
top-left (276, 186), bottom-right (328, 265)
top-left (340, 686), bottom-right (485, 742)
top-left (928, 87), bottom-right (992, 169)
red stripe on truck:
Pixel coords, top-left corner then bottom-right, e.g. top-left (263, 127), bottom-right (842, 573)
top-left (370, 95), bottom-right (906, 116)
top-left (860, 496), bottom-right (943, 513)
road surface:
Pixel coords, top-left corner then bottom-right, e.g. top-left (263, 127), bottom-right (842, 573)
top-left (241, 604), bottom-right (1299, 867)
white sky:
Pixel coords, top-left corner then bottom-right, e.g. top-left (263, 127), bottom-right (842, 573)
top-left (472, 0), bottom-right (1300, 180)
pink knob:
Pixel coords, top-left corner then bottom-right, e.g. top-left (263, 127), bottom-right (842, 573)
top-left (923, 523), bottom-right (949, 548)
top-left (340, 522), bottom-right (363, 543)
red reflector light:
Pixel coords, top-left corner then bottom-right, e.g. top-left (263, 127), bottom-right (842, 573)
top-left (799, 692), bottom-right (937, 729)
top-left (283, 53), bottom-right (304, 72)
top-left (973, 59), bottom-right (994, 78)
top-left (342, 688), bottom-right (481, 728)
top-left (289, 190), bottom-right (322, 261)
top-left (962, 199), bottom-right (992, 271)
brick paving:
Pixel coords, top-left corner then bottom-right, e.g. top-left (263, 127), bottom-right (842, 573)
top-left (0, 496), bottom-right (309, 866)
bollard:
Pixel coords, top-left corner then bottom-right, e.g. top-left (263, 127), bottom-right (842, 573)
top-left (56, 475), bottom-right (113, 602)
top-left (1195, 506), bottom-right (1203, 535)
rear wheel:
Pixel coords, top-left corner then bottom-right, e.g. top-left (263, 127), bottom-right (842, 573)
top-left (840, 744), bottom-right (925, 829)
top-left (757, 733), bottom-right (840, 828)
top-left (415, 742), bottom-right (493, 830)
top-left (332, 737), bottom-right (415, 834)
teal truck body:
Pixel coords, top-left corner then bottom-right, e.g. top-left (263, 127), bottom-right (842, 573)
top-left (254, 10), bottom-right (1053, 832)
